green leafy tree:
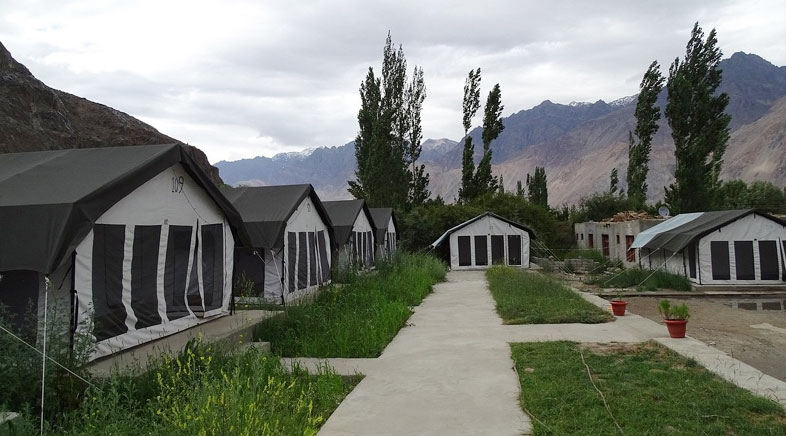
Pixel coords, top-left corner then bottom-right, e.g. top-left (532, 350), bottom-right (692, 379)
top-left (627, 60), bottom-right (664, 208)
top-left (716, 180), bottom-right (786, 213)
top-left (609, 168), bottom-right (619, 195)
top-left (349, 33), bottom-right (429, 209)
top-left (474, 83), bottom-right (504, 196)
top-left (526, 166), bottom-right (548, 208)
top-left (458, 68), bottom-right (482, 202)
top-left (664, 23), bottom-right (731, 213)
top-left (406, 66), bottom-right (430, 205)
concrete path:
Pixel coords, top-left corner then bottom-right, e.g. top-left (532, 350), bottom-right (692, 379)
top-left (315, 270), bottom-right (531, 436)
top-left (294, 270), bottom-right (786, 435)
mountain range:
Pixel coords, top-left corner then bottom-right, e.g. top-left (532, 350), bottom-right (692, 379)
top-left (0, 42), bottom-right (221, 184)
top-left (216, 51), bottom-right (786, 206)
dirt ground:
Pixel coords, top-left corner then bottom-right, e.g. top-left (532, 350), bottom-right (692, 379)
top-left (624, 296), bottom-right (786, 382)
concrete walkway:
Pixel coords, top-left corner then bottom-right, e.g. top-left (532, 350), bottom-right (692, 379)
top-left (287, 270), bottom-right (786, 435)
top-left (313, 270), bottom-right (531, 436)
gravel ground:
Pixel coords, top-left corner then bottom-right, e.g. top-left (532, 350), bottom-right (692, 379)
top-left (624, 296), bottom-right (786, 382)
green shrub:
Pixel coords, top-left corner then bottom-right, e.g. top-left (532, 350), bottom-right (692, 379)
top-left (588, 268), bottom-right (691, 292)
top-left (254, 252), bottom-right (446, 357)
top-left (658, 299), bottom-right (691, 320)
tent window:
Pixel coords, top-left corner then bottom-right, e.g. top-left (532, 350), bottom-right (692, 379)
top-left (352, 232), bottom-right (358, 263)
top-left (297, 232), bottom-right (308, 290)
top-left (0, 270), bottom-right (41, 334)
top-left (287, 232), bottom-right (297, 293)
top-left (474, 235), bottom-right (488, 266)
top-left (308, 232), bottom-right (317, 285)
top-left (131, 225), bottom-right (162, 329)
top-left (164, 226), bottom-right (192, 321)
top-left (734, 241), bottom-right (755, 280)
top-left (186, 234), bottom-right (202, 312)
top-left (626, 235), bottom-right (636, 263)
top-left (458, 236), bottom-right (471, 266)
top-left (507, 235), bottom-right (522, 265)
top-left (367, 231), bottom-right (374, 265)
top-left (201, 224), bottom-right (224, 311)
top-left (710, 241), bottom-right (731, 280)
top-left (317, 230), bottom-right (330, 282)
top-left (92, 224), bottom-right (128, 342)
top-left (758, 240), bottom-right (779, 280)
top-left (491, 235), bottom-right (505, 265)
top-left (237, 249), bottom-right (265, 295)
top-left (782, 241), bottom-right (786, 281)
top-left (687, 242), bottom-right (696, 278)
top-left (361, 232), bottom-right (367, 267)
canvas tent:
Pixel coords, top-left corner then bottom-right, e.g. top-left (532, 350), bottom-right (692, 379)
top-left (631, 209), bottom-right (786, 286)
top-left (369, 207), bottom-right (399, 261)
top-left (0, 144), bottom-right (248, 360)
top-left (431, 212), bottom-right (534, 270)
top-left (323, 200), bottom-right (375, 269)
top-left (220, 185), bottom-right (334, 304)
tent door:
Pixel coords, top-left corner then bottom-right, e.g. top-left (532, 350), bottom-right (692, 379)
top-left (491, 235), bottom-right (505, 265)
top-left (457, 236), bottom-right (471, 266)
top-left (474, 236), bottom-right (488, 266)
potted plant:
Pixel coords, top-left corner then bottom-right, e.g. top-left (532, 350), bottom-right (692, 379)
top-left (658, 299), bottom-right (690, 338)
top-left (610, 290), bottom-right (627, 316)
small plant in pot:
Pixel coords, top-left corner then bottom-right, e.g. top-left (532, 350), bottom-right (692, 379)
top-left (658, 299), bottom-right (690, 338)
top-left (610, 290), bottom-right (627, 316)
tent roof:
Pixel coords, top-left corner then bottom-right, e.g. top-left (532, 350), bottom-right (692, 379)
top-left (368, 207), bottom-right (398, 242)
top-left (322, 199), bottom-right (372, 245)
top-left (0, 143), bottom-right (249, 273)
top-left (220, 184), bottom-right (333, 249)
top-left (431, 212), bottom-right (536, 247)
top-left (631, 209), bottom-right (786, 252)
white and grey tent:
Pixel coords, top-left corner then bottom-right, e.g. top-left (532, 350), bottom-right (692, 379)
top-left (369, 207), bottom-right (399, 261)
top-left (431, 212), bottom-right (534, 270)
top-left (631, 209), bottom-right (786, 286)
top-left (323, 200), bottom-right (375, 269)
top-left (220, 185), bottom-right (334, 304)
top-left (0, 144), bottom-right (249, 360)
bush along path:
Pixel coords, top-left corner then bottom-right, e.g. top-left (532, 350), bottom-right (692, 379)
top-left (254, 252), bottom-right (446, 357)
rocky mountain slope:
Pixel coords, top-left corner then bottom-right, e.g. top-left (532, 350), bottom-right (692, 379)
top-left (217, 51), bottom-right (785, 205)
top-left (0, 42), bottom-right (221, 184)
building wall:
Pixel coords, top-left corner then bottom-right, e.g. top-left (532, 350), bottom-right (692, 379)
top-left (574, 219), bottom-right (664, 267)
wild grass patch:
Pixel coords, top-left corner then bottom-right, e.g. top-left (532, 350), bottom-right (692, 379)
top-left (588, 268), bottom-right (692, 292)
top-left (511, 341), bottom-right (786, 435)
top-left (254, 252), bottom-right (446, 357)
top-left (5, 340), bottom-right (358, 435)
top-left (486, 267), bottom-right (612, 324)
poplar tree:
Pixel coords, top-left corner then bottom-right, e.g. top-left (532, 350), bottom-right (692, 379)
top-left (349, 33), bottom-right (430, 209)
top-left (458, 68), bottom-right (481, 202)
top-left (474, 83), bottom-right (504, 196)
top-left (664, 23), bottom-right (730, 213)
top-left (526, 167), bottom-right (548, 208)
top-left (626, 60), bottom-right (664, 209)
top-left (609, 168), bottom-right (619, 195)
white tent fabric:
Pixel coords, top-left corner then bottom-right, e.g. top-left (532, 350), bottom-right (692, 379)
top-left (437, 214), bottom-right (531, 270)
top-left (349, 209), bottom-right (375, 268)
top-left (636, 212), bottom-right (786, 286)
top-left (381, 218), bottom-right (397, 259)
top-left (73, 164), bottom-right (234, 360)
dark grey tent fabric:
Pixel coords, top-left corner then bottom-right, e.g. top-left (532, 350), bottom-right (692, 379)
top-left (368, 207), bottom-right (397, 243)
top-left (322, 200), bottom-right (373, 245)
top-left (635, 209), bottom-right (786, 252)
top-left (0, 143), bottom-right (249, 274)
top-left (220, 184), bottom-right (333, 249)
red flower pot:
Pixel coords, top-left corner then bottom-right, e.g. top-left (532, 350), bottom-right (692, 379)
top-left (610, 300), bottom-right (627, 316)
top-left (664, 319), bottom-right (688, 338)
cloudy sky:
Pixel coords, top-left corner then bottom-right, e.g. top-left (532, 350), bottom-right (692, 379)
top-left (1, 0), bottom-right (784, 163)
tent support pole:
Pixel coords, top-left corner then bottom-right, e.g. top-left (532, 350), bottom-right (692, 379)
top-left (69, 251), bottom-right (77, 360)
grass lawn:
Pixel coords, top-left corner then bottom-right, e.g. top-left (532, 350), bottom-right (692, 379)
top-left (486, 267), bottom-right (612, 324)
top-left (254, 253), bottom-right (446, 357)
top-left (588, 268), bottom-right (692, 292)
top-left (511, 341), bottom-right (786, 435)
top-left (5, 341), bottom-right (358, 435)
